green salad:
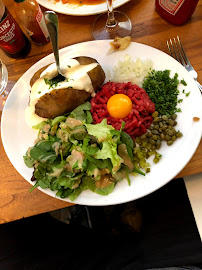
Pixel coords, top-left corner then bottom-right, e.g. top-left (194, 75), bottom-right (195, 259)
top-left (24, 102), bottom-right (144, 201)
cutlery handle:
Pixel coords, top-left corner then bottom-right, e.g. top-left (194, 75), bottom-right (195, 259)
top-left (44, 11), bottom-right (61, 74)
top-left (196, 80), bottom-right (202, 93)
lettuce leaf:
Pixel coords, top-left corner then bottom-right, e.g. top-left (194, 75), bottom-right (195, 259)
top-left (85, 118), bottom-right (114, 142)
top-left (83, 176), bottom-right (115, 196)
top-left (29, 141), bottom-right (58, 164)
top-left (69, 101), bottom-right (92, 123)
top-left (94, 140), bottom-right (123, 173)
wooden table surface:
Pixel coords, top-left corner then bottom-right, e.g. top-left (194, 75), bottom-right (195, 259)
top-left (0, 0), bottom-right (201, 224)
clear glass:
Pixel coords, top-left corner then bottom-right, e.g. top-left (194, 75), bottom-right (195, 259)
top-left (0, 61), bottom-right (15, 112)
top-left (92, 0), bottom-right (132, 40)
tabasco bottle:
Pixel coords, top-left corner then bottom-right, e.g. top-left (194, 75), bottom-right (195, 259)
top-left (14, 0), bottom-right (50, 45)
top-left (0, 0), bottom-right (31, 58)
top-left (155, 0), bottom-right (199, 25)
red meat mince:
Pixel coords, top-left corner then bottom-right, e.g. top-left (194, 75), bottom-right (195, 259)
top-left (90, 82), bottom-right (155, 139)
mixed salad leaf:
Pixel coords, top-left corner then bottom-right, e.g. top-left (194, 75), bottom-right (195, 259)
top-left (24, 102), bottom-right (144, 201)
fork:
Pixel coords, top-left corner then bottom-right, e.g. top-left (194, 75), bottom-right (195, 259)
top-left (167, 36), bottom-right (202, 93)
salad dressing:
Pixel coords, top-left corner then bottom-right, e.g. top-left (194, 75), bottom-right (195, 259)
top-left (95, 174), bottom-right (114, 189)
top-left (25, 57), bottom-right (98, 128)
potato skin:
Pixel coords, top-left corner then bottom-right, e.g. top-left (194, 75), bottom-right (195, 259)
top-left (30, 65), bottom-right (50, 88)
top-left (31, 57), bottom-right (105, 119)
top-left (35, 88), bottom-right (91, 119)
top-left (74, 57), bottom-right (105, 93)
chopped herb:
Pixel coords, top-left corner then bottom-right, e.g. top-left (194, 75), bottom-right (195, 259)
top-left (38, 91), bottom-right (41, 94)
top-left (182, 90), bottom-right (190, 97)
top-left (44, 74), bottom-right (66, 89)
top-left (143, 70), bottom-right (181, 116)
top-left (67, 65), bottom-right (71, 68)
top-left (68, 86), bottom-right (73, 88)
top-left (178, 99), bottom-right (183, 103)
top-left (44, 78), bottom-right (49, 84)
top-left (180, 79), bottom-right (187, 86)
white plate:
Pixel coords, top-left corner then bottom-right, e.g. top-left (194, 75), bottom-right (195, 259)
top-left (37, 0), bottom-right (130, 16)
top-left (1, 40), bottom-right (202, 206)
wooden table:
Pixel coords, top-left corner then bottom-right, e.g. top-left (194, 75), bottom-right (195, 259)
top-left (0, 0), bottom-right (201, 224)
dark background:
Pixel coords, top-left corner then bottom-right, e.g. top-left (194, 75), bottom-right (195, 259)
top-left (0, 178), bottom-right (201, 270)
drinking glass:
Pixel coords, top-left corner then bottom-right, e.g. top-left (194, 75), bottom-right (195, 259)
top-left (0, 60), bottom-right (15, 111)
top-left (92, 0), bottom-right (132, 40)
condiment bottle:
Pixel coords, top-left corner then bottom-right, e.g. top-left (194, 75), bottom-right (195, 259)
top-left (0, 0), bottom-right (31, 58)
top-left (14, 0), bottom-right (50, 45)
top-left (155, 0), bottom-right (199, 26)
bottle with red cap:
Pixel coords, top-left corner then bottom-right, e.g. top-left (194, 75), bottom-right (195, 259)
top-left (155, 0), bottom-right (199, 25)
top-left (14, 0), bottom-right (50, 45)
top-left (0, 0), bottom-right (31, 58)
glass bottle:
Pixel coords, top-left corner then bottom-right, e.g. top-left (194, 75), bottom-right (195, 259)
top-left (14, 0), bottom-right (50, 45)
top-left (155, 0), bottom-right (199, 25)
top-left (0, 0), bottom-right (31, 58)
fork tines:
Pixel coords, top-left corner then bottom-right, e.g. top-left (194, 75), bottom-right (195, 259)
top-left (167, 36), bottom-right (190, 66)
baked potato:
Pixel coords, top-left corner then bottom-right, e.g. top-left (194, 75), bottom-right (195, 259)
top-left (29, 56), bottom-right (105, 119)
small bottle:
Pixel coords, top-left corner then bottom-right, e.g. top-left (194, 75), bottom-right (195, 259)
top-left (155, 0), bottom-right (199, 26)
top-left (14, 0), bottom-right (50, 45)
top-left (0, 0), bottom-right (31, 58)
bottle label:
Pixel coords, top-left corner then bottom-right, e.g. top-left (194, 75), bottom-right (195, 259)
top-left (0, 10), bottom-right (25, 54)
top-left (159, 0), bottom-right (186, 15)
top-left (35, 8), bottom-right (49, 41)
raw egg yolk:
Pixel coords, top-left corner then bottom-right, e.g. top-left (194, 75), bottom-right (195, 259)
top-left (107, 94), bottom-right (132, 119)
